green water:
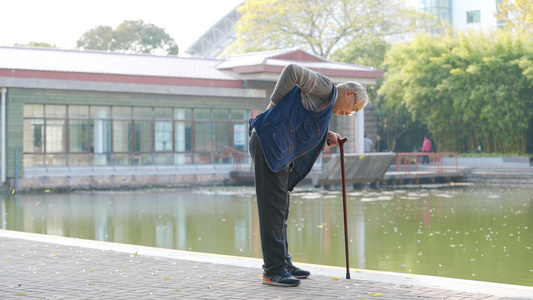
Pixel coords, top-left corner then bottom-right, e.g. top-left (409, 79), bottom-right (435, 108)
top-left (1, 185), bottom-right (532, 287)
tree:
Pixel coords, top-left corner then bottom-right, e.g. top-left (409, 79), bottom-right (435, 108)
top-left (76, 26), bottom-right (114, 51)
top-left (496, 0), bottom-right (533, 34)
top-left (379, 30), bottom-right (533, 154)
top-left (331, 36), bottom-right (390, 69)
top-left (332, 37), bottom-right (396, 150)
top-left (76, 20), bottom-right (179, 55)
top-left (228, 0), bottom-right (423, 58)
top-left (332, 36), bottom-right (426, 152)
top-left (14, 42), bottom-right (57, 48)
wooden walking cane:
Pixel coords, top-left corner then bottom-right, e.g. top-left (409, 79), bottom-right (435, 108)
top-left (338, 136), bottom-right (350, 279)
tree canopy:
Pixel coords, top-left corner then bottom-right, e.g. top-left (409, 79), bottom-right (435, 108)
top-left (14, 42), bottom-right (57, 48)
top-left (76, 20), bottom-right (179, 55)
top-left (331, 36), bottom-right (390, 69)
top-left (496, 0), bottom-right (533, 34)
top-left (228, 0), bottom-right (424, 58)
top-left (379, 30), bottom-right (533, 154)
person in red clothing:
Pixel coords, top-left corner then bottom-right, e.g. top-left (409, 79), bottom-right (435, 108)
top-left (421, 135), bottom-right (432, 164)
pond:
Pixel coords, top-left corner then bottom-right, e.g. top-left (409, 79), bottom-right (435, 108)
top-left (1, 185), bottom-right (532, 287)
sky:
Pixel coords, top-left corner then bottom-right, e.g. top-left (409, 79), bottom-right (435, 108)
top-left (0, 0), bottom-right (244, 56)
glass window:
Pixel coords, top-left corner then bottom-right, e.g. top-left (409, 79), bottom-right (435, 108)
top-left (134, 121), bottom-right (153, 152)
top-left (174, 108), bottom-right (192, 120)
top-left (232, 123), bottom-right (248, 151)
top-left (194, 153), bottom-right (212, 164)
top-left (113, 153), bottom-right (131, 166)
top-left (45, 120), bottom-right (66, 153)
top-left (23, 119), bottom-right (44, 153)
top-left (69, 154), bottom-right (90, 166)
top-left (173, 153), bottom-right (193, 165)
top-left (24, 104), bottom-right (44, 118)
top-left (69, 120), bottom-right (91, 152)
top-left (467, 10), bottom-right (480, 23)
top-left (134, 107), bottom-right (152, 119)
top-left (155, 108), bottom-right (172, 119)
top-left (22, 104), bottom-right (246, 167)
top-left (45, 105), bottom-right (66, 118)
top-left (134, 153), bottom-right (153, 166)
top-left (213, 109), bottom-right (229, 120)
top-left (113, 120), bottom-right (132, 152)
top-left (195, 122), bottom-right (214, 152)
top-left (231, 110), bottom-right (247, 120)
top-left (215, 122), bottom-right (229, 152)
top-left (194, 109), bottom-right (210, 120)
top-left (155, 121), bottom-right (173, 151)
top-left (45, 154), bottom-right (66, 166)
top-left (92, 120), bottom-right (111, 153)
top-left (91, 106), bottom-right (110, 119)
top-left (69, 106), bottom-right (89, 118)
top-left (113, 107), bottom-right (132, 119)
top-left (24, 154), bottom-right (44, 167)
top-left (154, 154), bottom-right (173, 165)
top-left (93, 153), bottom-right (111, 166)
top-left (175, 121), bottom-right (192, 152)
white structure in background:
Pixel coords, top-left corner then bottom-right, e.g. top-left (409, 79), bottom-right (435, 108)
top-left (412, 0), bottom-right (504, 31)
top-left (185, 3), bottom-right (242, 58)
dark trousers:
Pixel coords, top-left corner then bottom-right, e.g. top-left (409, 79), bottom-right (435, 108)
top-left (249, 131), bottom-right (293, 275)
top-left (422, 151), bottom-right (430, 164)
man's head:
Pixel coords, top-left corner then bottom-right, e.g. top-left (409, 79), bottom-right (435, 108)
top-left (334, 82), bottom-right (369, 116)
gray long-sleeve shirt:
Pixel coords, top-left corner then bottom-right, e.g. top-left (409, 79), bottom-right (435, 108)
top-left (270, 64), bottom-right (336, 112)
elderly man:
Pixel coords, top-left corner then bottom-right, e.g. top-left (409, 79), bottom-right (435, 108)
top-left (249, 64), bottom-right (369, 286)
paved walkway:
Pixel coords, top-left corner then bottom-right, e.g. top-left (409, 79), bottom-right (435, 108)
top-left (1, 230), bottom-right (532, 300)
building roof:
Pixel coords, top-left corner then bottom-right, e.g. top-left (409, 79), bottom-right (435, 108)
top-left (218, 48), bottom-right (383, 83)
top-left (0, 46), bottom-right (238, 81)
top-left (0, 46), bottom-right (382, 88)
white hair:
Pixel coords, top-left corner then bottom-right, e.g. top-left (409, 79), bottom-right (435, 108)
top-left (337, 81), bottom-right (369, 108)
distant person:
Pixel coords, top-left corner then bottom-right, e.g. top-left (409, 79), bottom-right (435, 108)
top-left (430, 136), bottom-right (437, 153)
top-left (364, 134), bottom-right (373, 153)
top-left (421, 135), bottom-right (432, 164)
top-left (374, 134), bottom-right (389, 152)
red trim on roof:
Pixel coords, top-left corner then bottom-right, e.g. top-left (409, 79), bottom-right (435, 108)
top-left (0, 69), bottom-right (243, 88)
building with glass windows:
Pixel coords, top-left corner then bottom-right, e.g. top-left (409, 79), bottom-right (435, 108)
top-left (415, 0), bottom-right (505, 32)
top-left (0, 46), bottom-right (382, 191)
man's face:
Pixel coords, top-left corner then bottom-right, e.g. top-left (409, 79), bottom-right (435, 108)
top-left (333, 90), bottom-right (360, 116)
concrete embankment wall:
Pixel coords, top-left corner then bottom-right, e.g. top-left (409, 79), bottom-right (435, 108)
top-left (10, 173), bottom-right (230, 192)
top-left (3, 157), bottom-right (532, 193)
top-left (3, 165), bottom-right (237, 193)
top-left (442, 157), bottom-right (533, 184)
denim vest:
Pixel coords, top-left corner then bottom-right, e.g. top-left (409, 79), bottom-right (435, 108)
top-left (249, 86), bottom-right (336, 191)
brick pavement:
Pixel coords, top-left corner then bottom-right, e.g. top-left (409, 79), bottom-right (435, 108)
top-left (1, 230), bottom-right (532, 300)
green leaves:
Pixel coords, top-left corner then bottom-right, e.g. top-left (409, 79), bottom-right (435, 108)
top-left (76, 20), bottom-right (178, 55)
top-left (229, 0), bottom-right (421, 58)
top-left (379, 30), bottom-right (533, 153)
top-left (496, 0), bottom-right (533, 35)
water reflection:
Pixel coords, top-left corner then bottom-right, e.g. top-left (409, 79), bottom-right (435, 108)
top-left (1, 186), bottom-right (532, 287)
